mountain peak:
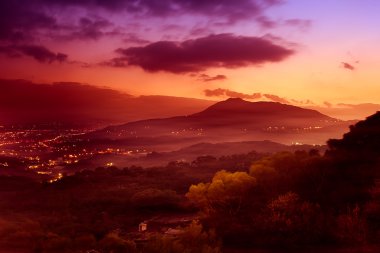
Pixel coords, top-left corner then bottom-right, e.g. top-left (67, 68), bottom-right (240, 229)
top-left (196, 98), bottom-right (281, 115)
top-left (192, 98), bottom-right (334, 121)
top-left (225, 97), bottom-right (245, 102)
top-left (203, 97), bottom-right (254, 111)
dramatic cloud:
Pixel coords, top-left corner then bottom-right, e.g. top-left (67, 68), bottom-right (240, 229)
top-left (0, 0), bottom-right (284, 43)
top-left (198, 74), bottom-right (227, 82)
top-left (0, 45), bottom-right (68, 63)
top-left (0, 1), bottom-right (131, 44)
top-left (204, 89), bottom-right (262, 100)
top-left (263, 94), bottom-right (290, 104)
top-left (0, 0), bottom-right (296, 68)
top-left (106, 34), bottom-right (294, 73)
top-left (0, 1), bottom-right (57, 42)
top-left (17, 45), bottom-right (67, 63)
top-left (45, 0), bottom-right (282, 23)
top-left (341, 62), bottom-right (355, 71)
top-left (42, 0), bottom-right (128, 11)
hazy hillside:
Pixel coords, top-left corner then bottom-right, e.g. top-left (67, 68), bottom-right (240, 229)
top-left (0, 79), bottom-right (214, 127)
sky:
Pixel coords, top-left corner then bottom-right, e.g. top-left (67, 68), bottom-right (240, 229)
top-left (1, 0), bottom-right (380, 107)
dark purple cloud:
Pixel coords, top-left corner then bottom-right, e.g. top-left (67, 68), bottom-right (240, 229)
top-left (0, 0), bottom-right (284, 43)
top-left (342, 62), bottom-right (355, 71)
top-left (204, 88), bottom-right (262, 100)
top-left (0, 1), bottom-right (57, 42)
top-left (0, 1), bottom-right (113, 43)
top-left (106, 34), bottom-right (294, 73)
top-left (0, 1), bottom-right (132, 44)
top-left (17, 45), bottom-right (68, 63)
top-left (45, 0), bottom-right (282, 23)
top-left (198, 74), bottom-right (227, 82)
top-left (0, 45), bottom-right (68, 63)
top-left (42, 0), bottom-right (127, 11)
top-left (0, 0), bottom-right (303, 70)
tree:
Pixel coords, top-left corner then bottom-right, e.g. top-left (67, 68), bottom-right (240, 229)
top-left (186, 170), bottom-right (256, 217)
top-left (264, 192), bottom-right (324, 244)
top-left (325, 112), bottom-right (380, 208)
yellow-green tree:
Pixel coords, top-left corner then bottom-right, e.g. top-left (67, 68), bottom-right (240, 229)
top-left (186, 170), bottom-right (256, 217)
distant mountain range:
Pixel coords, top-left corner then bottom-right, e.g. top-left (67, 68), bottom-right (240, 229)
top-left (1, 79), bottom-right (378, 129)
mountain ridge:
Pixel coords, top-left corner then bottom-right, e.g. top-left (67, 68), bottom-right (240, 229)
top-left (92, 98), bottom-right (348, 146)
top-left (113, 97), bottom-right (338, 128)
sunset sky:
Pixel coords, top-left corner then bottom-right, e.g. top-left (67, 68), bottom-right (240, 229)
top-left (1, 0), bottom-right (379, 106)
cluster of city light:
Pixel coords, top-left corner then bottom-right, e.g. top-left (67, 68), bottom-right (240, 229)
top-left (263, 126), bottom-right (324, 132)
top-left (0, 128), bottom-right (153, 183)
top-left (48, 173), bottom-right (63, 183)
top-left (170, 128), bottom-right (205, 136)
